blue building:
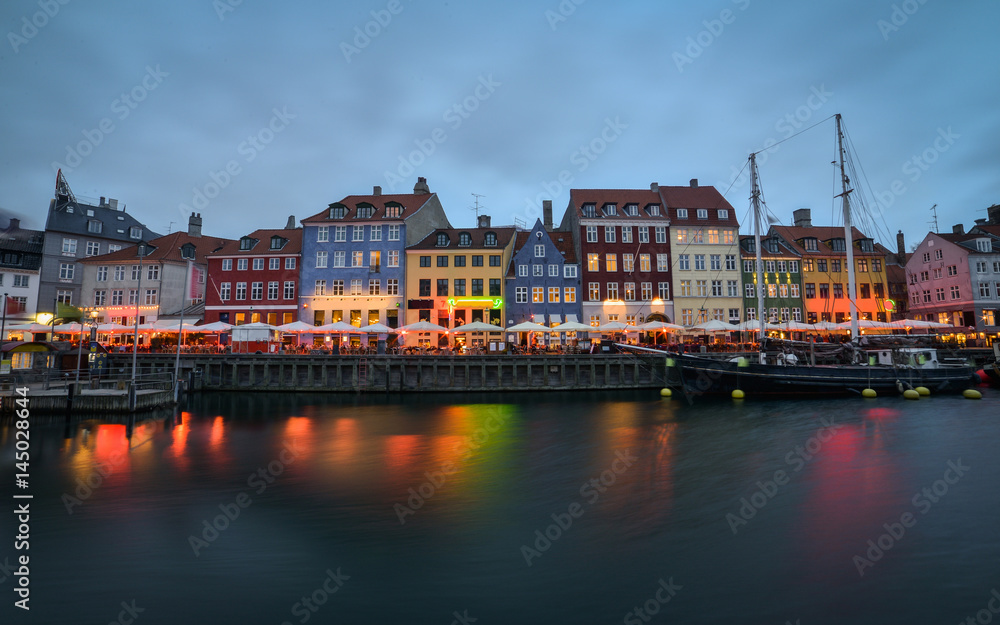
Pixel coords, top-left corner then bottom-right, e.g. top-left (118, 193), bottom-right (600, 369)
top-left (504, 218), bottom-right (581, 327)
top-left (299, 178), bottom-right (450, 333)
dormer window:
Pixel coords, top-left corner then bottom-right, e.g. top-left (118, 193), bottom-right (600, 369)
top-left (129, 226), bottom-right (142, 239)
top-left (676, 208), bottom-right (688, 219)
top-left (87, 220), bottom-right (103, 234)
top-left (270, 235), bottom-right (287, 250)
top-left (696, 209), bottom-right (708, 219)
top-left (802, 237), bottom-right (818, 251)
top-left (180, 243), bottom-right (196, 260)
top-left (436, 233), bottom-right (450, 247)
top-left (744, 239), bottom-right (755, 253)
top-left (625, 204), bottom-right (638, 216)
top-left (239, 237), bottom-right (256, 251)
top-left (328, 203), bottom-right (347, 219)
top-left (582, 204), bottom-right (596, 218)
top-left (458, 232), bottom-right (472, 247)
top-left (767, 239), bottom-right (779, 254)
top-left (384, 202), bottom-right (403, 218)
top-left (976, 238), bottom-right (991, 252)
top-left (858, 239), bottom-right (874, 253)
top-left (356, 203), bottom-right (374, 219)
top-left (603, 203), bottom-right (617, 216)
top-left (830, 238), bottom-right (846, 251)
top-left (717, 209), bottom-right (729, 219)
top-left (484, 232), bottom-right (497, 247)
top-left (646, 204), bottom-right (660, 216)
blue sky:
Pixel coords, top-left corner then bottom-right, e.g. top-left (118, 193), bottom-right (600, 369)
top-left (2, 0), bottom-right (997, 251)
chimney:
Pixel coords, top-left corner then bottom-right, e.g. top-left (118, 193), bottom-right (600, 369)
top-left (7, 217), bottom-right (20, 231)
top-left (413, 177), bottom-right (430, 195)
top-left (896, 230), bottom-right (905, 259)
top-left (188, 212), bottom-right (203, 237)
top-left (650, 182), bottom-right (659, 192)
top-left (109, 198), bottom-right (119, 210)
top-left (988, 204), bottom-right (1000, 225)
top-left (975, 218), bottom-right (987, 226)
top-left (477, 215), bottom-right (491, 228)
top-left (793, 208), bottom-right (812, 228)
top-left (285, 215), bottom-right (296, 229)
top-left (689, 178), bottom-right (698, 188)
top-left (952, 224), bottom-right (964, 235)
top-left (99, 196), bottom-right (106, 206)
top-left (543, 200), bottom-right (553, 230)
top-left (373, 186), bottom-right (382, 196)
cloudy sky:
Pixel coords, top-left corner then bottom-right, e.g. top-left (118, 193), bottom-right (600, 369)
top-left (2, 0), bottom-right (998, 250)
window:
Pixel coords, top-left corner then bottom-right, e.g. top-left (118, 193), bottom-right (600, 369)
top-left (269, 258), bottom-right (279, 270)
top-left (638, 227), bottom-right (649, 243)
top-left (437, 255), bottom-right (449, 267)
top-left (710, 254), bottom-right (721, 270)
top-left (93, 290), bottom-right (106, 306)
top-left (316, 251), bottom-right (328, 268)
top-left (707, 229), bottom-right (720, 244)
top-left (534, 264), bottom-right (545, 276)
top-left (623, 254), bottom-right (634, 272)
top-left (777, 261), bottom-right (787, 273)
top-left (603, 204), bottom-right (617, 216)
top-left (239, 237), bottom-right (255, 251)
top-left (819, 283), bottom-right (829, 299)
top-left (490, 255), bottom-right (502, 267)
top-left (350, 280), bottom-right (362, 295)
top-left (622, 283), bottom-right (635, 301)
top-left (922, 290), bottom-right (931, 303)
top-left (317, 226), bottom-right (329, 242)
top-left (857, 259), bottom-right (868, 272)
top-left (639, 254), bottom-right (651, 272)
top-left (108, 244), bottom-right (121, 253)
top-left (725, 255), bottom-right (737, 271)
top-left (564, 287), bottom-right (576, 303)
top-left (518, 264), bottom-right (528, 277)
top-left (59, 262), bottom-right (75, 280)
top-left (370, 225), bottom-right (382, 241)
top-left (933, 268), bottom-right (943, 279)
top-left (830, 239), bottom-right (846, 252)
top-left (833, 284), bottom-right (844, 299)
top-left (936, 287), bottom-right (946, 301)
top-left (436, 233), bottom-right (449, 247)
top-left (745, 307), bottom-right (756, 321)
top-left (111, 289), bottom-right (123, 305)
top-left (589, 283), bottom-right (600, 301)
top-left (654, 254), bottom-right (669, 272)
top-left (454, 279), bottom-right (465, 296)
top-left (286, 257), bottom-right (296, 270)
top-left (56, 290), bottom-right (72, 305)
top-left (934, 249), bottom-right (943, 260)
top-left (114, 265), bottom-right (125, 281)
top-left (681, 309), bottom-right (693, 325)
top-left (334, 226), bottom-right (347, 242)
top-left (96, 266), bottom-right (108, 281)
top-left (563, 264), bottom-right (577, 278)
top-left (532, 287), bottom-right (544, 303)
top-left (817, 259), bottom-right (827, 273)
top-left (353, 226), bottom-right (364, 242)
top-left (692, 229), bottom-right (704, 243)
top-left (621, 227), bottom-right (633, 244)
top-left (586, 226), bottom-right (597, 243)
top-left (746, 283), bottom-right (755, 298)
top-left (84, 241), bottom-right (100, 256)
top-left (947, 265), bottom-right (958, 276)
top-left (655, 227), bottom-right (667, 243)
top-left (803, 238), bottom-right (818, 251)
top-left (920, 271), bottom-right (929, 281)
top-left (331, 280), bottom-right (344, 296)
top-left (222, 259), bottom-right (232, 271)
top-left (472, 255), bottom-right (483, 267)
top-left (658, 282), bottom-right (669, 300)
top-left (728, 281), bottom-right (739, 297)
top-left (437, 279), bottom-right (448, 296)
top-left (696, 209), bottom-right (708, 219)
top-left (388, 251), bottom-right (399, 267)
top-left (679, 280), bottom-right (691, 297)
top-left (62, 238), bottom-right (77, 254)
top-left (605, 254), bottom-right (617, 272)
top-left (976, 261), bottom-right (988, 273)
top-left (268, 281), bottom-right (279, 299)
top-left (516, 287), bottom-right (528, 303)
top-left (780, 307), bottom-right (790, 322)
top-left (549, 264), bottom-right (558, 277)
top-left (675, 228), bottom-right (688, 244)
top-left (472, 279), bottom-right (483, 296)
top-left (604, 226), bottom-right (616, 243)
top-left (87, 219), bottom-right (103, 234)
top-left (744, 260), bottom-right (755, 273)
top-left (548, 286), bottom-right (560, 303)
top-left (282, 281), bottom-right (295, 299)
top-left (236, 282), bottom-right (247, 299)
top-left (484, 232), bottom-right (497, 247)
top-left (713, 309), bottom-right (725, 321)
top-left (767, 283), bottom-right (778, 298)
top-left (144, 289), bottom-right (158, 305)
top-left (874, 283), bottom-right (884, 298)
top-left (352, 251), bottom-right (364, 267)
top-left (676, 208), bottom-right (688, 219)
top-left (711, 280), bottom-right (723, 296)
top-left (489, 279), bottom-right (501, 296)
top-left (678, 254), bottom-right (690, 270)
top-left (694, 255), bottom-right (705, 271)
top-left (641, 282), bottom-right (652, 300)
top-left (790, 284), bottom-right (800, 298)
top-left (333, 251), bottom-right (345, 268)
top-left (718, 209), bottom-right (729, 220)
top-left (251, 282), bottom-right (263, 300)
top-left (387, 279), bottom-right (399, 295)
top-left (606, 283), bottom-right (619, 300)
top-left (253, 258), bottom-right (265, 271)
top-left (777, 283), bottom-right (787, 297)
top-left (388, 225), bottom-right (400, 241)
top-left (147, 265), bottom-right (159, 280)
top-left (950, 285), bottom-right (960, 299)
top-left (859, 283), bottom-right (871, 299)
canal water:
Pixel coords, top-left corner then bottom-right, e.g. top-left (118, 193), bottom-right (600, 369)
top-left (2, 389), bottom-right (999, 625)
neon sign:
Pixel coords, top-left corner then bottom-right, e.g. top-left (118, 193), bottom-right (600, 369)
top-left (447, 297), bottom-right (503, 309)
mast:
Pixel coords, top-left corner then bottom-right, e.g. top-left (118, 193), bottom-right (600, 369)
top-left (835, 115), bottom-right (859, 339)
top-left (749, 153), bottom-right (766, 362)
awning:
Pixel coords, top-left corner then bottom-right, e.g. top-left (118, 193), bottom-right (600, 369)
top-left (566, 314), bottom-right (579, 323)
top-left (532, 314), bottom-right (545, 323)
top-left (549, 314), bottom-right (561, 324)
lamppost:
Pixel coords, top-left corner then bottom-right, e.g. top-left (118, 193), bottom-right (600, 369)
top-left (130, 241), bottom-right (154, 410)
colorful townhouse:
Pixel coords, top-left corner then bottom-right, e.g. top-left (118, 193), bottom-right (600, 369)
top-left (906, 225), bottom-right (1000, 331)
top-left (204, 222), bottom-right (302, 326)
top-left (404, 216), bottom-right (516, 332)
top-left (770, 209), bottom-right (891, 324)
top-left (739, 234), bottom-right (804, 322)
top-left (504, 217), bottom-right (581, 326)
top-left (558, 185), bottom-right (673, 328)
top-left (299, 178), bottom-right (451, 329)
top-left (0, 218), bottom-right (44, 325)
top-left (663, 180), bottom-right (742, 326)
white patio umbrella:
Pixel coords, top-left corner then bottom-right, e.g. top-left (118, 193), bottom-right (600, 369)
top-left (315, 321), bottom-right (365, 333)
top-left (6, 323), bottom-right (54, 333)
top-left (278, 320), bottom-right (318, 332)
top-left (237, 321), bottom-right (279, 331)
top-left (359, 322), bottom-right (397, 333)
top-left (810, 320), bottom-right (846, 331)
top-left (96, 322), bottom-right (132, 333)
top-left (778, 320), bottom-right (814, 332)
top-left (505, 321), bottom-right (551, 333)
top-left (689, 320), bottom-right (740, 333)
top-left (195, 321), bottom-right (234, 333)
top-left (53, 322), bottom-right (87, 333)
top-left (597, 321), bottom-right (631, 332)
top-left (636, 320), bottom-right (684, 331)
top-left (550, 321), bottom-right (592, 332)
top-left (149, 321), bottom-right (201, 332)
top-left (451, 321), bottom-right (505, 333)
top-left (837, 319), bottom-right (894, 330)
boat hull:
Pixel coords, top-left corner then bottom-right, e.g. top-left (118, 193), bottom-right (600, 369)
top-left (670, 354), bottom-right (976, 397)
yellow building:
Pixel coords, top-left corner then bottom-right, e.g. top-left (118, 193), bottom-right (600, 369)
top-left (770, 210), bottom-right (891, 323)
top-left (404, 217), bottom-right (516, 341)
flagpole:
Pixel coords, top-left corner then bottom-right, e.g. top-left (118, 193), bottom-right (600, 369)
top-left (51, 295), bottom-right (57, 341)
top-left (130, 245), bottom-right (144, 410)
top-left (174, 260), bottom-right (190, 402)
top-left (1, 292), bottom-right (7, 347)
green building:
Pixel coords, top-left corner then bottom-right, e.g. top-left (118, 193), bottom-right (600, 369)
top-left (739, 235), bottom-right (805, 323)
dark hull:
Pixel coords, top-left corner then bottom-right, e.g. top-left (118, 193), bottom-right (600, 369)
top-left (975, 363), bottom-right (1000, 388)
top-left (670, 353), bottom-right (976, 397)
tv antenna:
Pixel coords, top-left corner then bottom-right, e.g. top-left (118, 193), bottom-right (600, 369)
top-left (470, 193), bottom-right (486, 219)
top-left (928, 204), bottom-right (938, 233)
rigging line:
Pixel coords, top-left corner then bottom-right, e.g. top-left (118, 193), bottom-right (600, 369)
top-left (750, 114), bottom-right (838, 157)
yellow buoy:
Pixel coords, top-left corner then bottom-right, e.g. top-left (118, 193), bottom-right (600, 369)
top-left (903, 389), bottom-right (920, 400)
top-left (732, 389), bottom-right (745, 399)
top-left (963, 389), bottom-right (983, 400)
top-left (862, 388), bottom-right (877, 398)
top-left (915, 386), bottom-right (930, 396)
top-left (660, 388), bottom-right (672, 398)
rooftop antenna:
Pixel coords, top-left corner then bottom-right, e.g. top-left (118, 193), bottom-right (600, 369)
top-left (167, 221), bottom-right (176, 234)
top-left (470, 193), bottom-right (486, 220)
top-left (928, 204), bottom-right (938, 233)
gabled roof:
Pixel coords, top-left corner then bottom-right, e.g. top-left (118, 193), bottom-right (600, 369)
top-left (407, 226), bottom-right (517, 251)
top-left (301, 192), bottom-right (435, 223)
top-left (504, 224), bottom-right (578, 278)
top-left (769, 225), bottom-right (882, 256)
top-left (45, 196), bottom-right (161, 241)
top-left (971, 224), bottom-right (1000, 238)
top-left (568, 189), bottom-right (665, 220)
top-left (738, 235), bottom-right (800, 258)
top-left (207, 228), bottom-right (303, 256)
top-left (659, 185), bottom-right (739, 227)
top-left (938, 231), bottom-right (998, 253)
top-left (78, 231), bottom-right (232, 264)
